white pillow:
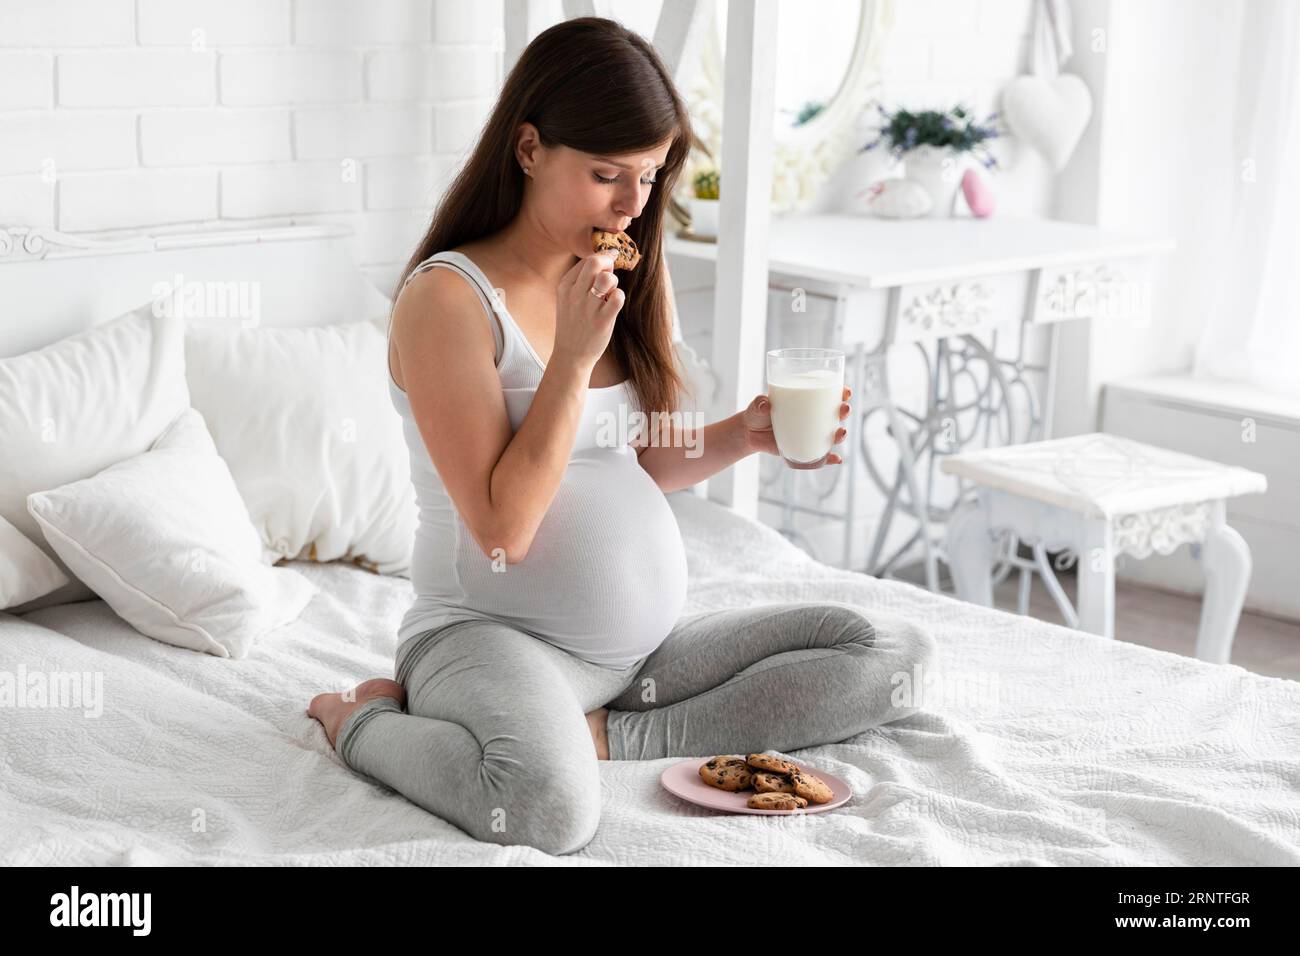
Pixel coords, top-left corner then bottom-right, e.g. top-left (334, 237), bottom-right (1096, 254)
top-left (0, 513), bottom-right (70, 609)
top-left (184, 315), bottom-right (415, 576)
top-left (0, 299), bottom-right (189, 613)
top-left (26, 407), bottom-right (318, 659)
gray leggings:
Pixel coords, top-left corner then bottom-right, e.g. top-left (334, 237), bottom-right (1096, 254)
top-left (336, 600), bottom-right (936, 855)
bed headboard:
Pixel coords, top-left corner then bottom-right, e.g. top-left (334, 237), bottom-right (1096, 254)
top-left (0, 224), bottom-right (394, 358)
top-left (1, 222), bottom-right (719, 461)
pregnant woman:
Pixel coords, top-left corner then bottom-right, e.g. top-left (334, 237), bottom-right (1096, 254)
top-left (308, 17), bottom-right (936, 855)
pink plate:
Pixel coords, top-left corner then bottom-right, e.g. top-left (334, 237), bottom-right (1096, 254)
top-left (660, 757), bottom-right (853, 816)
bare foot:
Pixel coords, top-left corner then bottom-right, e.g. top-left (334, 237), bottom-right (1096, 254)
top-left (308, 677), bottom-right (406, 750)
top-left (586, 707), bottom-right (610, 760)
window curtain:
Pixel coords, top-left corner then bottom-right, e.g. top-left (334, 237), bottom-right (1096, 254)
top-left (1192, 0), bottom-right (1300, 399)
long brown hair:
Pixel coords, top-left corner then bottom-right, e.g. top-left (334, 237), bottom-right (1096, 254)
top-left (394, 16), bottom-right (699, 418)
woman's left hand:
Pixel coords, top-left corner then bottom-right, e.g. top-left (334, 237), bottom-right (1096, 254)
top-left (742, 386), bottom-right (852, 465)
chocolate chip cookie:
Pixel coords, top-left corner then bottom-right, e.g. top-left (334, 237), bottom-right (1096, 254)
top-left (591, 228), bottom-right (642, 271)
top-left (746, 753), bottom-right (799, 776)
top-left (790, 767), bottom-right (834, 805)
top-left (752, 771), bottom-right (797, 794)
top-left (747, 792), bottom-right (809, 811)
top-left (698, 755), bottom-right (754, 792)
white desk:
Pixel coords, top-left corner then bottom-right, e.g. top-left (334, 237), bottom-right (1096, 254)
top-left (667, 215), bottom-right (1174, 288)
top-left (667, 214), bottom-right (1176, 588)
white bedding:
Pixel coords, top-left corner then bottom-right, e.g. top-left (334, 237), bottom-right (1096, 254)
top-left (3, 491), bottom-right (1299, 865)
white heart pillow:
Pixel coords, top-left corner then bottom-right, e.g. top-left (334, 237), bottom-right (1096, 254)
top-left (183, 316), bottom-right (415, 576)
top-left (26, 408), bottom-right (318, 659)
top-left (1001, 73), bottom-right (1094, 172)
top-left (0, 300), bottom-right (190, 612)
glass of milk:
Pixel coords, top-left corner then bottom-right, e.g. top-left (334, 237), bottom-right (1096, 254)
top-left (765, 348), bottom-right (845, 469)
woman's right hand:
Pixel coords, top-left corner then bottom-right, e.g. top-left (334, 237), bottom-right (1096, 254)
top-left (553, 251), bottom-right (623, 371)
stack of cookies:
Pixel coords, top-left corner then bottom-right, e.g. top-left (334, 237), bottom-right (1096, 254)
top-left (698, 753), bottom-right (834, 811)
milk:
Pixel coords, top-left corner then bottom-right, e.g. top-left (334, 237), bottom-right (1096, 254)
top-left (767, 368), bottom-right (843, 467)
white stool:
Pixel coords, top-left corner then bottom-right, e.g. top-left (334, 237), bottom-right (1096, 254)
top-left (940, 433), bottom-right (1267, 664)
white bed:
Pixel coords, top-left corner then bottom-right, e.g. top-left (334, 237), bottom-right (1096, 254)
top-left (5, 490), bottom-right (1300, 865)
top-left (3, 225), bottom-right (1299, 865)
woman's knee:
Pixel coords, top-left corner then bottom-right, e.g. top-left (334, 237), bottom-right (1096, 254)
top-left (889, 616), bottom-right (939, 672)
top-left (487, 759), bottom-right (603, 855)
top-left (818, 603), bottom-right (937, 667)
top-left (818, 606), bottom-right (938, 719)
top-left (813, 601), bottom-right (879, 648)
top-left (874, 616), bottom-right (939, 720)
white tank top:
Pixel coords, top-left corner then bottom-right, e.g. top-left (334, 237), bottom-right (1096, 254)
top-left (387, 250), bottom-right (688, 668)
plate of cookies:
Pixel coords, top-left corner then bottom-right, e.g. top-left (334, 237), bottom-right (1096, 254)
top-left (660, 753), bottom-right (851, 815)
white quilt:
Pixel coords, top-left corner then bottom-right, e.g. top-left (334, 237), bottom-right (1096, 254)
top-left (3, 491), bottom-right (1298, 865)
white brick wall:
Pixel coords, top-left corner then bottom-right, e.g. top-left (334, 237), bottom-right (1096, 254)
top-left (219, 51), bottom-right (365, 106)
top-left (59, 168), bottom-right (219, 231)
top-left (880, 0), bottom-right (1034, 116)
top-left (0, 0), bottom-right (504, 284)
top-left (0, 52), bottom-right (53, 110)
top-left (0, 1), bottom-right (1042, 281)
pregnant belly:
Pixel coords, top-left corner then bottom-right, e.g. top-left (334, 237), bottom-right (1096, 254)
top-left (461, 446), bottom-right (688, 666)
